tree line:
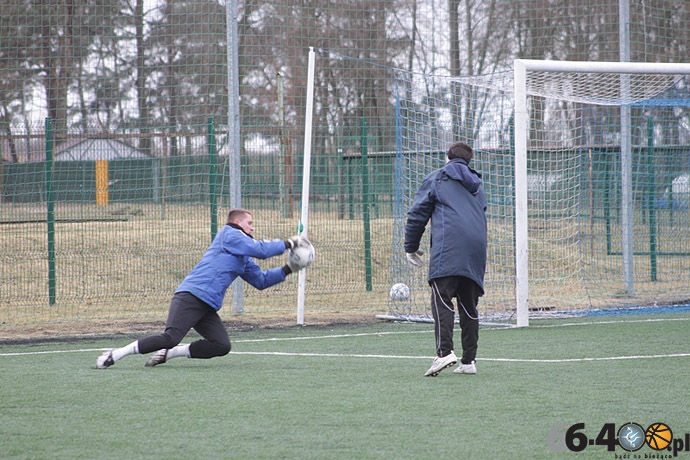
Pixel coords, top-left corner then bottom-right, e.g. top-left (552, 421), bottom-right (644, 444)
top-left (0, 0), bottom-right (688, 160)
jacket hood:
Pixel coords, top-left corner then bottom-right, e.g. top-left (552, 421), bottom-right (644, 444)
top-left (442, 158), bottom-right (482, 195)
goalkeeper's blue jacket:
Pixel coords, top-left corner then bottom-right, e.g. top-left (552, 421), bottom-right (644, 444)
top-left (404, 158), bottom-right (488, 294)
top-left (175, 224), bottom-right (287, 311)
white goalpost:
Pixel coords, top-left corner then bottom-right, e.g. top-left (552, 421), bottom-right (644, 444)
top-left (296, 47), bottom-right (317, 325)
top-left (513, 59), bottom-right (690, 327)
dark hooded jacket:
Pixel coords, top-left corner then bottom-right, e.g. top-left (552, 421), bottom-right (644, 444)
top-left (404, 158), bottom-right (487, 294)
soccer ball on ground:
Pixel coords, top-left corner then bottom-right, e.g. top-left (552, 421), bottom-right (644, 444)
top-left (389, 283), bottom-right (410, 301)
top-left (288, 238), bottom-right (315, 270)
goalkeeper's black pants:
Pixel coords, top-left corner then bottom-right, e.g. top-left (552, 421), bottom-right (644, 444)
top-left (430, 276), bottom-right (480, 364)
top-left (138, 292), bottom-right (231, 359)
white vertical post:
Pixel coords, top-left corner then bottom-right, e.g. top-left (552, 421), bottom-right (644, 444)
top-left (513, 59), bottom-right (529, 327)
top-left (297, 47), bottom-right (316, 325)
top-left (619, 0), bottom-right (634, 294)
top-left (620, 88), bottom-right (633, 294)
top-left (227, 0), bottom-right (244, 313)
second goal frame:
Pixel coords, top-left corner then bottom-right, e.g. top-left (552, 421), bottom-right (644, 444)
top-left (512, 59), bottom-right (690, 327)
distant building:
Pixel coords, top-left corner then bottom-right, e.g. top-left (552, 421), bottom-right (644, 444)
top-left (54, 138), bottom-right (150, 161)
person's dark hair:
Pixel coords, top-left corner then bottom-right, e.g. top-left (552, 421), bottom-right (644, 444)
top-left (226, 208), bottom-right (252, 225)
top-left (447, 141), bottom-right (473, 163)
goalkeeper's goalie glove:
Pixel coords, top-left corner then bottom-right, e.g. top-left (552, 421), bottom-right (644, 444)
top-left (284, 235), bottom-right (303, 250)
top-left (406, 250), bottom-right (424, 266)
top-left (285, 254), bottom-right (301, 273)
top-left (283, 252), bottom-right (304, 275)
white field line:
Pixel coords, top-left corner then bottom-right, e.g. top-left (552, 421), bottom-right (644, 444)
top-left (229, 351), bottom-right (690, 363)
top-left (233, 330), bottom-right (430, 343)
top-left (1, 315), bottom-right (688, 361)
top-left (2, 348), bottom-right (689, 363)
top-left (0, 318), bottom-right (676, 350)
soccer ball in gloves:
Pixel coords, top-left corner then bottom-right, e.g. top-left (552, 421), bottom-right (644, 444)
top-left (389, 283), bottom-right (410, 301)
top-left (288, 239), bottom-right (315, 270)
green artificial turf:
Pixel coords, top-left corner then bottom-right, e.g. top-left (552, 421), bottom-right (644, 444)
top-left (2, 314), bottom-right (689, 459)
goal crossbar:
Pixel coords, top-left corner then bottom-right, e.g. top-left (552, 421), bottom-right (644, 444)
top-left (515, 59), bottom-right (690, 75)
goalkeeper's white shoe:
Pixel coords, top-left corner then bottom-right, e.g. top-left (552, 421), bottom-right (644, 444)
top-left (96, 350), bottom-right (115, 369)
top-left (453, 361), bottom-right (477, 374)
top-left (424, 351), bottom-right (457, 377)
top-left (145, 349), bottom-right (168, 367)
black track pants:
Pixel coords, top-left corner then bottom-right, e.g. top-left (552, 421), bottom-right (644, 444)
top-left (430, 276), bottom-right (481, 364)
top-left (138, 292), bottom-right (231, 359)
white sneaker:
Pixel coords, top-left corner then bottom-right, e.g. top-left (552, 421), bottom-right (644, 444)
top-left (96, 350), bottom-right (115, 369)
top-left (424, 351), bottom-right (457, 377)
top-left (145, 349), bottom-right (168, 367)
top-left (453, 361), bottom-right (477, 374)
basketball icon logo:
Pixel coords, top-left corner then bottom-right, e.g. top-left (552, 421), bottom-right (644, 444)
top-left (646, 423), bottom-right (673, 450)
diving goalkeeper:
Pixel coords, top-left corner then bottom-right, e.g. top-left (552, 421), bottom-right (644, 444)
top-left (97, 208), bottom-right (306, 369)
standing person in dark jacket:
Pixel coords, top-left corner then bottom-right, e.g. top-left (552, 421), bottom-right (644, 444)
top-left (404, 141), bottom-right (487, 377)
top-left (97, 208), bottom-right (307, 369)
